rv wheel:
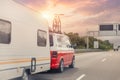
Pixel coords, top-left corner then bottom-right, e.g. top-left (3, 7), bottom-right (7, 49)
top-left (22, 71), bottom-right (29, 80)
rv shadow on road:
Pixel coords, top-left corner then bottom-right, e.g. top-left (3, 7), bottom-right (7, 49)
top-left (32, 67), bottom-right (79, 80)
top-left (11, 67), bottom-right (79, 80)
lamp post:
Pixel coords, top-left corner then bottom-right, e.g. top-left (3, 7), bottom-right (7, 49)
top-left (86, 31), bottom-right (89, 49)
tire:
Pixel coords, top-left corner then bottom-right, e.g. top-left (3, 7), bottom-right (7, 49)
top-left (114, 49), bottom-right (117, 51)
top-left (69, 57), bottom-right (75, 68)
top-left (58, 60), bottom-right (64, 73)
top-left (22, 71), bottom-right (29, 80)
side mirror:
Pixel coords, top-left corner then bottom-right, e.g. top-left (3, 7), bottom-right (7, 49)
top-left (67, 45), bottom-right (73, 48)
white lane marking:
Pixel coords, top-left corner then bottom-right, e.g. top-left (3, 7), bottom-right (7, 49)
top-left (76, 74), bottom-right (86, 80)
top-left (101, 58), bottom-right (106, 62)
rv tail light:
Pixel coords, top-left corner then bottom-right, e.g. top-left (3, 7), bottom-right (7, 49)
top-left (52, 51), bottom-right (58, 58)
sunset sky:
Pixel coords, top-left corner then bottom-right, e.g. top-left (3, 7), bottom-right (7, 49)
top-left (15, 0), bottom-right (120, 36)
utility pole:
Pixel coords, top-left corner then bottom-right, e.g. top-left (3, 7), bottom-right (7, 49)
top-left (86, 31), bottom-right (89, 49)
top-left (86, 31), bottom-right (99, 49)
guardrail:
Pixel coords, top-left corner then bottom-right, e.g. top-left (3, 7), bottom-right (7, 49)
top-left (75, 49), bottom-right (103, 53)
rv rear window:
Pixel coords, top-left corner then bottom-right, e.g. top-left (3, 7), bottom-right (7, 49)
top-left (0, 19), bottom-right (11, 44)
top-left (37, 30), bottom-right (47, 47)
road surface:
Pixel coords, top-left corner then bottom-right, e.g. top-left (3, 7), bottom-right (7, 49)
top-left (14, 51), bottom-right (120, 80)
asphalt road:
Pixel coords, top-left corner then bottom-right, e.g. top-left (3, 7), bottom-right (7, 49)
top-left (14, 51), bottom-right (120, 80)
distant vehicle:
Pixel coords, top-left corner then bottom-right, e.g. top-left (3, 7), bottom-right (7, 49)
top-left (49, 33), bottom-right (75, 72)
top-left (0, 0), bottom-right (50, 80)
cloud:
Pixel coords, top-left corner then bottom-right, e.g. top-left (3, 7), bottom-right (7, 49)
top-left (14, 0), bottom-right (120, 36)
top-left (14, 0), bottom-right (49, 11)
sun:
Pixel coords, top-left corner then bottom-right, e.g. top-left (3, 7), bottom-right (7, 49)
top-left (42, 13), bottom-right (50, 19)
top-left (42, 12), bottom-right (53, 20)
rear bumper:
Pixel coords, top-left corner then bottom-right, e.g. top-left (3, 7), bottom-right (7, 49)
top-left (51, 63), bottom-right (59, 69)
top-left (51, 58), bottom-right (59, 69)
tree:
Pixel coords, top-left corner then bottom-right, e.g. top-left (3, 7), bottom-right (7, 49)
top-left (65, 32), bottom-right (112, 50)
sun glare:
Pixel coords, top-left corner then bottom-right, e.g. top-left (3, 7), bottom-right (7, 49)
top-left (42, 13), bottom-right (50, 19)
top-left (42, 12), bottom-right (53, 20)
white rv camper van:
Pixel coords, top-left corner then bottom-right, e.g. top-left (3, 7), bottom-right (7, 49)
top-left (0, 0), bottom-right (50, 80)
